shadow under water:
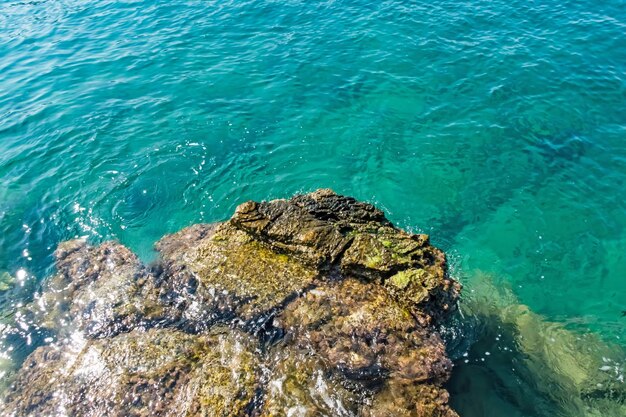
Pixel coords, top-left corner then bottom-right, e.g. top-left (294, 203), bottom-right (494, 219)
top-left (444, 272), bottom-right (626, 417)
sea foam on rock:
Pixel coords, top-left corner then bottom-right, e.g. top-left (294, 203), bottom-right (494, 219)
top-left (1, 189), bottom-right (461, 417)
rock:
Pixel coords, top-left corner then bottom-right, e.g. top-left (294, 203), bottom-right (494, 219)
top-left (445, 272), bottom-right (626, 417)
top-left (26, 239), bottom-right (163, 338)
top-left (1, 190), bottom-right (460, 416)
top-left (153, 221), bottom-right (320, 334)
top-left (1, 327), bottom-right (260, 416)
top-left (362, 381), bottom-right (458, 417)
top-left (272, 277), bottom-right (454, 416)
top-left (0, 271), bottom-right (14, 292)
top-left (231, 189), bottom-right (383, 257)
top-left (259, 346), bottom-right (360, 416)
top-left (275, 278), bottom-right (452, 384)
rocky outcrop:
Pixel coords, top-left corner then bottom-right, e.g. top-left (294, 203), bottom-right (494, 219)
top-left (1, 189), bottom-right (461, 417)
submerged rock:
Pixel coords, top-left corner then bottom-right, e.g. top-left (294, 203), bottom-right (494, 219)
top-left (445, 272), bottom-right (626, 417)
top-left (0, 271), bottom-right (14, 292)
top-left (0, 190), bottom-right (461, 416)
top-left (2, 327), bottom-right (260, 416)
top-left (24, 239), bottom-right (164, 339)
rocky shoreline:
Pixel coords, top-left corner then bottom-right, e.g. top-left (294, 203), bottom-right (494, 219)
top-left (1, 189), bottom-right (461, 416)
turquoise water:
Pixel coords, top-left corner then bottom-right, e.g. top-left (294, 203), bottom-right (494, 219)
top-left (1, 0), bottom-right (625, 415)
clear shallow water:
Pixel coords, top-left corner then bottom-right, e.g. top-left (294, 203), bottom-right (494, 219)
top-left (0, 0), bottom-right (625, 415)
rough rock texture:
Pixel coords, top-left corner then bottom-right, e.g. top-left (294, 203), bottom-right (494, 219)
top-left (1, 190), bottom-right (461, 417)
top-left (3, 327), bottom-right (260, 417)
top-left (28, 239), bottom-right (163, 338)
top-left (276, 278), bottom-right (451, 384)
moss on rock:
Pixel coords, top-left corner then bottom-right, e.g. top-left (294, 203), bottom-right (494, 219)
top-left (1, 327), bottom-right (260, 417)
top-left (2, 190), bottom-right (460, 416)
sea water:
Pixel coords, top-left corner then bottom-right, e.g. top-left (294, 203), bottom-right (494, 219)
top-left (0, 1), bottom-right (625, 415)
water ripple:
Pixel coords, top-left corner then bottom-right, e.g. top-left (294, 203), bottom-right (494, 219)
top-left (0, 0), bottom-right (625, 414)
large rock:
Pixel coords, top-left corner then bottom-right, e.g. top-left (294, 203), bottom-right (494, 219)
top-left (1, 190), bottom-right (461, 416)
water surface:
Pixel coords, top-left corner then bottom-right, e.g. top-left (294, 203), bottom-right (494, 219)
top-left (1, 0), bottom-right (625, 415)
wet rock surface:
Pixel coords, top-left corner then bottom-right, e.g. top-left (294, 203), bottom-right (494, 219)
top-left (3, 327), bottom-right (260, 416)
top-left (0, 190), bottom-right (461, 416)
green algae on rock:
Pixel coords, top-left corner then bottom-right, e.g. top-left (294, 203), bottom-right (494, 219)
top-left (0, 190), bottom-right (461, 416)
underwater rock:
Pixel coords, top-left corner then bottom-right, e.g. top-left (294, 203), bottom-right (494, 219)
top-left (25, 239), bottom-right (164, 338)
top-left (1, 327), bottom-right (260, 416)
top-left (0, 271), bottom-right (14, 292)
top-left (445, 272), bottom-right (626, 417)
top-left (1, 190), bottom-right (460, 416)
